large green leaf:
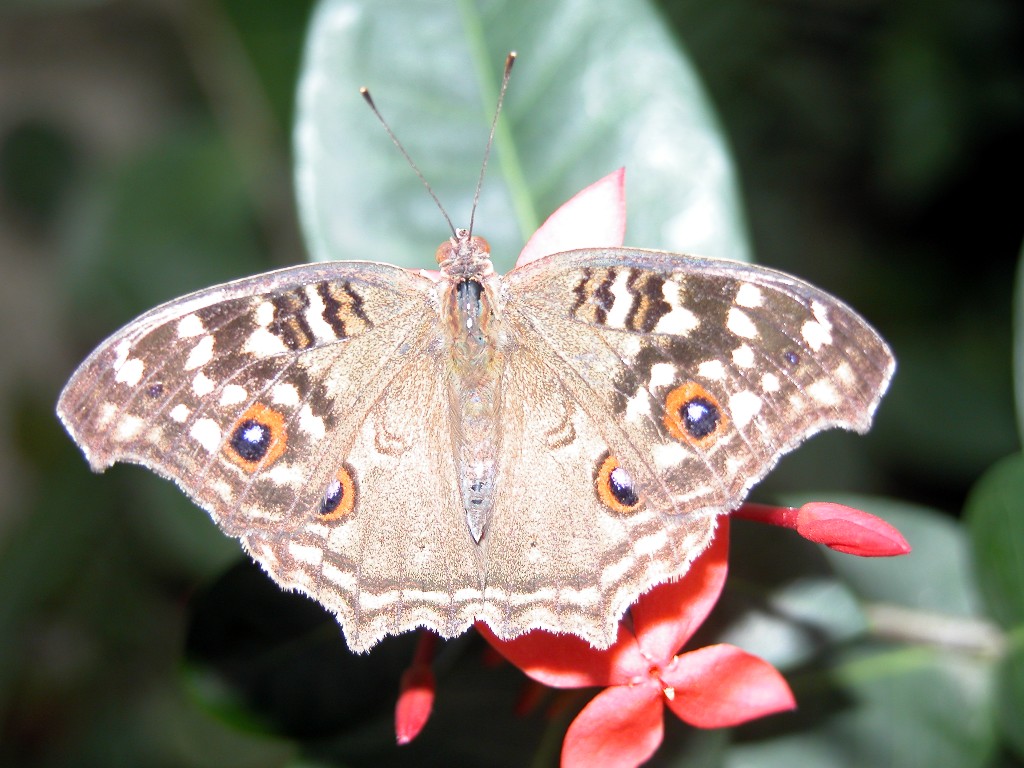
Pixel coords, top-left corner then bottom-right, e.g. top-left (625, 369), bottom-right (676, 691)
top-left (294, 0), bottom-right (749, 273)
top-left (965, 454), bottom-right (1024, 628)
top-left (725, 645), bottom-right (997, 768)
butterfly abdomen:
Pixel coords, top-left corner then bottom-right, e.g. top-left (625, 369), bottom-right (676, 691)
top-left (444, 274), bottom-right (506, 544)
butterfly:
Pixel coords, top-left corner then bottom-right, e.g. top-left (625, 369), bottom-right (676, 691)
top-left (57, 61), bottom-right (894, 653)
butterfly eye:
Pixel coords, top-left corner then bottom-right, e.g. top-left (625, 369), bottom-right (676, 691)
top-left (318, 465), bottom-right (357, 521)
top-left (225, 403), bottom-right (288, 472)
top-left (594, 453), bottom-right (643, 514)
top-left (663, 382), bottom-right (728, 447)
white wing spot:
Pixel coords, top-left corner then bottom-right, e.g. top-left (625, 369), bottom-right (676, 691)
top-left (303, 284), bottom-right (336, 342)
top-left (97, 402), bottom-right (118, 427)
top-left (114, 358), bottom-right (145, 386)
top-left (625, 389), bottom-right (652, 422)
top-left (272, 383), bottom-right (300, 406)
top-left (729, 390), bottom-right (763, 428)
top-left (177, 314), bottom-right (205, 338)
top-left (114, 340), bottom-right (131, 369)
top-left (266, 463), bottom-right (303, 485)
top-left (697, 360), bottom-right (726, 380)
top-left (725, 456), bottom-right (744, 476)
top-left (726, 307), bottom-right (758, 339)
top-left (254, 301), bottom-right (275, 326)
top-left (801, 320), bottom-right (832, 351)
top-left (243, 328), bottom-right (288, 357)
top-left (761, 373), bottom-right (781, 393)
top-left (184, 335), bottom-right (215, 370)
top-left (732, 345), bottom-right (755, 368)
top-left (735, 283), bottom-right (764, 308)
top-left (835, 362), bottom-right (854, 384)
top-left (808, 380), bottom-right (840, 406)
top-left (649, 363), bottom-right (676, 389)
top-left (619, 335), bottom-right (643, 362)
top-left (114, 415), bottom-right (144, 441)
top-left (190, 418), bottom-right (222, 452)
top-left (653, 278), bottom-right (699, 335)
top-left (169, 403), bottom-right (190, 423)
top-left (606, 270), bottom-right (633, 330)
top-left (299, 404), bottom-right (326, 439)
top-left (289, 542), bottom-right (324, 566)
top-left (219, 384), bottom-right (248, 406)
top-left (653, 441), bottom-right (686, 468)
top-left (192, 371), bottom-right (215, 396)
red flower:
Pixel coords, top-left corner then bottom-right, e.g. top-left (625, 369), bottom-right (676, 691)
top-left (479, 521), bottom-right (796, 767)
top-left (394, 631), bottom-right (437, 744)
top-left (735, 502), bottom-right (911, 557)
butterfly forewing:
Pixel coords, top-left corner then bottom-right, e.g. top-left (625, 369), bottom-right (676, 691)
top-left (503, 247), bottom-right (895, 517)
top-left (57, 262), bottom-right (439, 536)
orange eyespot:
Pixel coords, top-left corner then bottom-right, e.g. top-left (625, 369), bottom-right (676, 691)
top-left (225, 403), bottom-right (288, 472)
top-left (663, 382), bottom-right (728, 448)
top-left (594, 453), bottom-right (643, 514)
top-left (318, 464), bottom-right (357, 521)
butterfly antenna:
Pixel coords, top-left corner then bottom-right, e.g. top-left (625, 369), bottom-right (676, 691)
top-left (468, 51), bottom-right (516, 239)
top-left (360, 86), bottom-right (457, 238)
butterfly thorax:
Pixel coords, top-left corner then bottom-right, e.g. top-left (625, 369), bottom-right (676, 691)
top-left (439, 231), bottom-right (504, 543)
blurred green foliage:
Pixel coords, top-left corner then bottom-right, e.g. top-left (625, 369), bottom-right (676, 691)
top-left (1, 0), bottom-right (1022, 766)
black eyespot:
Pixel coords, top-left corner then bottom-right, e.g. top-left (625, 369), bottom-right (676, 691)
top-left (230, 419), bottom-right (271, 462)
top-left (319, 478), bottom-right (344, 516)
top-left (784, 350), bottom-right (800, 366)
top-left (608, 466), bottom-right (640, 508)
top-left (663, 382), bottom-right (729, 446)
top-left (681, 397), bottom-right (721, 439)
top-left (147, 383), bottom-right (164, 398)
top-left (319, 465), bottom-right (357, 520)
top-left (595, 453), bottom-right (643, 514)
top-left (224, 403), bottom-right (287, 472)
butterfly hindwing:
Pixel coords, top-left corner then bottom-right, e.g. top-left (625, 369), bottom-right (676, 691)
top-left (479, 341), bottom-right (717, 648)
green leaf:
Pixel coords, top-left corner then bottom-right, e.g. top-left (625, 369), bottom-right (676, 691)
top-left (965, 454), bottom-right (1024, 628)
top-left (726, 645), bottom-right (997, 768)
top-left (295, 0), bottom-right (749, 273)
top-left (997, 636), bottom-right (1024, 761)
top-left (817, 495), bottom-right (986, 618)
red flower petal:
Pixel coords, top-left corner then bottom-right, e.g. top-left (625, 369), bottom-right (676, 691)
top-left (516, 168), bottom-right (626, 267)
top-left (394, 632), bottom-right (437, 744)
top-left (631, 519), bottom-right (729, 661)
top-left (735, 502), bottom-right (911, 557)
top-left (562, 683), bottom-right (664, 768)
top-left (661, 644), bottom-right (795, 728)
top-left (476, 620), bottom-right (649, 688)
top-left (797, 502), bottom-right (911, 556)
top-left (395, 664), bottom-right (435, 744)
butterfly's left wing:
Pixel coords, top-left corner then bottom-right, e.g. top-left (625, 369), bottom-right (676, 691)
top-left (488, 247), bottom-right (894, 643)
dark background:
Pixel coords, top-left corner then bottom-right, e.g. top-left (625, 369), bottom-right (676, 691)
top-left (1, 1), bottom-right (1022, 766)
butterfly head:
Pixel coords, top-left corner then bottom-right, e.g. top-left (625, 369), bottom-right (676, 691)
top-left (436, 229), bottom-right (493, 279)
